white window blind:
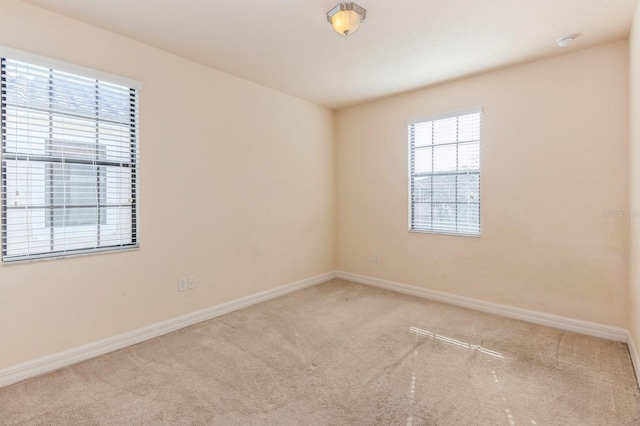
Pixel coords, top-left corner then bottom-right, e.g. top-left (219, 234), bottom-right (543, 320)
top-left (408, 108), bottom-right (481, 236)
top-left (1, 55), bottom-right (139, 262)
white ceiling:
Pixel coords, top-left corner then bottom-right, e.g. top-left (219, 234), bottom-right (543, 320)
top-left (21, 0), bottom-right (637, 109)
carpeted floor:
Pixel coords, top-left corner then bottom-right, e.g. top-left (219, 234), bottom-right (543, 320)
top-left (1, 279), bottom-right (639, 425)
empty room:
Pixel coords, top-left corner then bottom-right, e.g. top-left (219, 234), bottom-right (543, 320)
top-left (1, 0), bottom-right (640, 424)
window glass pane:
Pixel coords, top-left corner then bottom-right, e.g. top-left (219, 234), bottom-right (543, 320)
top-left (433, 117), bottom-right (457, 145)
top-left (432, 203), bottom-right (457, 232)
top-left (432, 144), bottom-right (457, 172)
top-left (413, 147), bottom-right (432, 173)
top-left (3, 62), bottom-right (50, 110)
top-left (51, 70), bottom-right (96, 119)
top-left (99, 206), bottom-right (133, 247)
top-left (52, 224), bottom-right (98, 251)
top-left (99, 122), bottom-right (133, 163)
top-left (457, 204), bottom-right (480, 234)
top-left (53, 207), bottom-right (101, 228)
top-left (3, 107), bottom-right (49, 155)
top-left (458, 113), bottom-right (481, 142)
top-left (98, 85), bottom-right (133, 123)
top-left (456, 174), bottom-right (480, 203)
top-left (412, 177), bottom-right (431, 203)
top-left (51, 115), bottom-right (99, 149)
top-left (458, 141), bottom-right (480, 171)
top-left (4, 208), bottom-right (49, 257)
top-left (412, 121), bottom-right (433, 147)
top-left (412, 202), bottom-right (432, 228)
top-left (432, 175), bottom-right (456, 202)
top-left (4, 160), bottom-right (46, 207)
top-left (105, 166), bottom-right (133, 204)
top-left (409, 109), bottom-right (481, 235)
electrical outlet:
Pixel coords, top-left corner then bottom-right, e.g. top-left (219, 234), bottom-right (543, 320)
top-left (178, 278), bottom-right (188, 292)
top-left (188, 276), bottom-right (196, 289)
top-left (374, 253), bottom-right (380, 263)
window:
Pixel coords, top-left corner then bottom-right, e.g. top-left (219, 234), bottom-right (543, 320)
top-left (1, 51), bottom-right (140, 262)
top-left (408, 108), bottom-right (481, 236)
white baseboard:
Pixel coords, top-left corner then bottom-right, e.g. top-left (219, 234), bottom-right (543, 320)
top-left (629, 334), bottom-right (640, 390)
top-left (0, 271), bottom-right (336, 388)
top-left (336, 271), bottom-right (629, 343)
top-left (2, 270), bottom-right (634, 389)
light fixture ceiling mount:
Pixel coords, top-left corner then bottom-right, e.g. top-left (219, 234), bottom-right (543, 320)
top-left (327, 2), bottom-right (367, 36)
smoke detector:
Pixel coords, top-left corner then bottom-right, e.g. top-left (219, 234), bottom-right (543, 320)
top-left (556, 34), bottom-right (577, 48)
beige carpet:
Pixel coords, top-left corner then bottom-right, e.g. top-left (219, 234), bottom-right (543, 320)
top-left (1, 279), bottom-right (639, 425)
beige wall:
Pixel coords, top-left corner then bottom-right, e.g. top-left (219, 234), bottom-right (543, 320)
top-left (0, 0), bottom-right (633, 373)
top-left (336, 41), bottom-right (630, 327)
top-left (630, 2), bottom-right (640, 349)
top-left (0, 0), bottom-right (335, 369)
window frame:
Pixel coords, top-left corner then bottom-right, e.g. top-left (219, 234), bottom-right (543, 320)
top-left (0, 46), bottom-right (141, 263)
top-left (408, 107), bottom-right (482, 237)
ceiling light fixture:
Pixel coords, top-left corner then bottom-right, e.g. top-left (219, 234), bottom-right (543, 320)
top-left (556, 34), bottom-right (577, 48)
top-left (327, 2), bottom-right (367, 36)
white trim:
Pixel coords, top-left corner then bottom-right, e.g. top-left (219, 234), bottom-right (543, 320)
top-left (629, 334), bottom-right (640, 391)
top-left (0, 45), bottom-right (142, 90)
top-left (407, 106), bottom-right (482, 126)
top-left (336, 271), bottom-right (629, 342)
top-left (0, 271), bottom-right (336, 388)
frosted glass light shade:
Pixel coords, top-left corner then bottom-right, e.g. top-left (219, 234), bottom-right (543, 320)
top-left (327, 3), bottom-right (367, 37)
top-left (331, 10), bottom-right (362, 36)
